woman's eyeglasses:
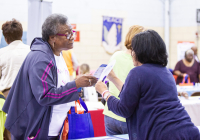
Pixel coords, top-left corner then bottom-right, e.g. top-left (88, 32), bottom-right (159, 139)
top-left (56, 30), bottom-right (76, 39)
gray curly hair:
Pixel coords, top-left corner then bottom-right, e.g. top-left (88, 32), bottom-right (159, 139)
top-left (42, 14), bottom-right (68, 41)
top-left (185, 49), bottom-right (194, 55)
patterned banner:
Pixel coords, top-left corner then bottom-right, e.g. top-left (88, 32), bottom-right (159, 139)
top-left (102, 16), bottom-right (123, 54)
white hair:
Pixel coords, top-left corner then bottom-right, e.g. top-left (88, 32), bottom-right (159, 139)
top-left (185, 49), bottom-right (194, 55)
top-left (42, 14), bottom-right (69, 41)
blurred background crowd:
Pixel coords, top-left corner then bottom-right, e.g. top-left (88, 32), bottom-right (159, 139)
top-left (0, 0), bottom-right (200, 140)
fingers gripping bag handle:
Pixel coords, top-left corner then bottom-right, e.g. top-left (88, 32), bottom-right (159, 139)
top-left (182, 75), bottom-right (185, 83)
top-left (187, 77), bottom-right (191, 83)
top-left (182, 75), bottom-right (191, 83)
top-left (182, 74), bottom-right (191, 83)
top-left (179, 74), bottom-right (193, 86)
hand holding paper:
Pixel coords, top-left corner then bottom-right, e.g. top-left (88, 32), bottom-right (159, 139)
top-left (93, 60), bottom-right (116, 82)
top-left (107, 69), bottom-right (117, 83)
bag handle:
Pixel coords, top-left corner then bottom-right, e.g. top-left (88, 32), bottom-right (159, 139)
top-left (69, 98), bottom-right (88, 114)
top-left (79, 97), bottom-right (88, 113)
top-left (187, 77), bottom-right (191, 83)
top-left (182, 74), bottom-right (191, 83)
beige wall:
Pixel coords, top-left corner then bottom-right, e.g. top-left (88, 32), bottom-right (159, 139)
top-left (0, 0), bottom-right (166, 71)
top-left (0, 20), bottom-right (165, 71)
top-left (73, 24), bottom-right (164, 70)
top-left (3, 18), bottom-right (199, 71)
top-left (1, 0), bottom-right (200, 71)
top-left (74, 24), bottom-right (200, 71)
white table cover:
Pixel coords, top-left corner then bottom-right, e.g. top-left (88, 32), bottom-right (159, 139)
top-left (180, 97), bottom-right (200, 126)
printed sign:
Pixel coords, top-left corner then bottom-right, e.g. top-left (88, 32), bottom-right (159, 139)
top-left (177, 41), bottom-right (195, 61)
top-left (102, 16), bottom-right (123, 54)
top-left (74, 31), bottom-right (80, 42)
top-left (71, 24), bottom-right (76, 29)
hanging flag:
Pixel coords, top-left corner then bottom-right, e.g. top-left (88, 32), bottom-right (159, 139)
top-left (102, 16), bottom-right (123, 54)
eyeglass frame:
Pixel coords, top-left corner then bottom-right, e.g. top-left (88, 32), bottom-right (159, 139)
top-left (56, 30), bottom-right (76, 39)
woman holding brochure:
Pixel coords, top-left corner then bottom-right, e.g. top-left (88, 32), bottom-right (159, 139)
top-left (95, 30), bottom-right (200, 140)
top-left (103, 25), bottom-right (145, 136)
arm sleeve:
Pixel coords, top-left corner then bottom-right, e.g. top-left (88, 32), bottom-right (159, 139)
top-left (198, 63), bottom-right (200, 75)
top-left (107, 69), bottom-right (140, 118)
top-left (0, 67), bottom-right (2, 79)
top-left (174, 61), bottom-right (181, 72)
top-left (108, 53), bottom-right (120, 95)
top-left (0, 59), bottom-right (2, 79)
top-left (109, 54), bottom-right (119, 75)
top-left (29, 60), bottom-right (79, 106)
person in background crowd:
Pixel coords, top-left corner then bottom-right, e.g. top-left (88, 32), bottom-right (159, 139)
top-left (0, 91), bottom-right (6, 140)
top-left (95, 30), bottom-right (200, 140)
top-left (79, 63), bottom-right (90, 75)
top-left (174, 49), bottom-right (200, 84)
top-left (78, 63), bottom-right (90, 98)
top-left (62, 50), bottom-right (79, 81)
top-left (76, 63), bottom-right (90, 98)
top-left (0, 19), bottom-right (30, 98)
top-left (191, 46), bottom-right (199, 62)
top-left (2, 14), bottom-right (97, 140)
top-left (0, 19), bottom-right (30, 140)
top-left (178, 91), bottom-right (189, 99)
top-left (103, 25), bottom-right (145, 136)
top-left (78, 64), bottom-right (98, 101)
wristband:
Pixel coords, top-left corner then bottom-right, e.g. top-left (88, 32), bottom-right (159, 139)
top-left (102, 90), bottom-right (109, 97)
top-left (104, 92), bottom-right (111, 100)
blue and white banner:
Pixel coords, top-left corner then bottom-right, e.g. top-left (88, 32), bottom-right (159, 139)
top-left (102, 16), bottom-right (123, 54)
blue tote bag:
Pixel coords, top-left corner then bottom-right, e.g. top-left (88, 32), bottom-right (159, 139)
top-left (68, 97), bottom-right (94, 139)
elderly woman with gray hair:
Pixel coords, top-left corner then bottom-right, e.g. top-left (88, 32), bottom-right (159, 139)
top-left (2, 14), bottom-right (97, 140)
top-left (174, 49), bottom-right (200, 84)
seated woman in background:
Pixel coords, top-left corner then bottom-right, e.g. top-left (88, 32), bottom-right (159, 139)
top-left (95, 30), bottom-right (200, 140)
top-left (174, 49), bottom-right (200, 84)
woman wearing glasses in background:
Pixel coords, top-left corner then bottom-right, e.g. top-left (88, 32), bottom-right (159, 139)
top-left (3, 14), bottom-right (97, 140)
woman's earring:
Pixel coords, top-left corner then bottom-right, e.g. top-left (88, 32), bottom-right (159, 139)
top-left (52, 42), bottom-right (55, 48)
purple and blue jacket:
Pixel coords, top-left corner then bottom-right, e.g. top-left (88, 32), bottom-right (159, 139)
top-left (2, 38), bottom-right (79, 140)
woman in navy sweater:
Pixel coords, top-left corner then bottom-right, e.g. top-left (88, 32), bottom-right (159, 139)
top-left (95, 30), bottom-right (200, 140)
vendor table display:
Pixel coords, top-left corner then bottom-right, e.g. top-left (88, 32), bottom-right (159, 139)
top-left (179, 96), bottom-right (200, 126)
top-left (177, 85), bottom-right (200, 96)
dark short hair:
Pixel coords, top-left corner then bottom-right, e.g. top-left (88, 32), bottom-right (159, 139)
top-left (131, 30), bottom-right (168, 66)
top-left (2, 19), bottom-right (23, 44)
